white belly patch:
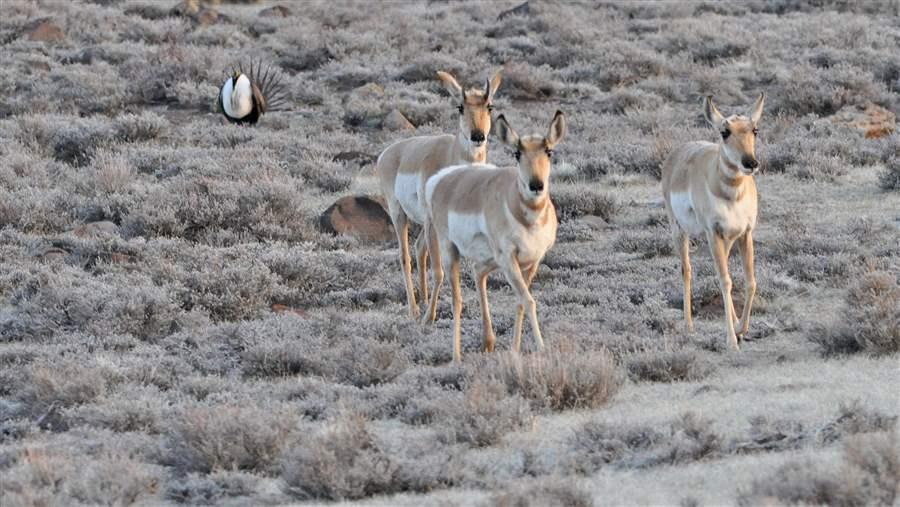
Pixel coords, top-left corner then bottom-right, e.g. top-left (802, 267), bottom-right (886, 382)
top-left (395, 173), bottom-right (425, 224)
top-left (448, 211), bottom-right (493, 263)
top-left (670, 192), bottom-right (705, 236)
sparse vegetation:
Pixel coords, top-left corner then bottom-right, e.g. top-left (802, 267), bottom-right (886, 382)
top-left (0, 0), bottom-right (897, 505)
top-left (812, 270), bottom-right (900, 356)
top-left (737, 431), bottom-right (899, 507)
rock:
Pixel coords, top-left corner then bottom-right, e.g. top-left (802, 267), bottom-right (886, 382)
top-left (383, 109), bottom-right (415, 131)
top-left (25, 20), bottom-right (65, 42)
top-left (319, 195), bottom-right (394, 242)
top-left (347, 82), bottom-right (385, 103)
top-left (249, 21), bottom-right (276, 37)
top-left (70, 221), bottom-right (119, 238)
top-left (194, 7), bottom-right (224, 25)
top-left (170, 0), bottom-right (201, 17)
top-left (498, 1), bottom-right (530, 20)
top-left (169, 0), bottom-right (226, 25)
top-left (259, 5), bottom-right (291, 17)
top-left (829, 102), bottom-right (896, 139)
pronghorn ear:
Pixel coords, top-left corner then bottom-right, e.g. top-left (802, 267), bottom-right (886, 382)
top-left (750, 92), bottom-right (765, 125)
top-left (546, 110), bottom-right (566, 147)
top-left (436, 71), bottom-right (464, 100)
top-left (494, 114), bottom-right (519, 147)
top-left (485, 70), bottom-right (502, 102)
top-left (703, 96), bottom-right (725, 128)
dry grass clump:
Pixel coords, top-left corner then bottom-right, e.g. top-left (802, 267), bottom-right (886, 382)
top-left (434, 379), bottom-right (533, 447)
top-left (280, 412), bottom-right (398, 501)
top-left (553, 186), bottom-right (620, 223)
top-left (165, 470), bottom-right (277, 505)
top-left (818, 400), bottom-right (898, 444)
top-left (737, 431), bottom-right (899, 507)
top-left (24, 359), bottom-right (110, 409)
top-left (490, 477), bottom-right (593, 507)
top-left (0, 447), bottom-right (163, 507)
top-left (237, 315), bottom-right (411, 387)
top-left (163, 403), bottom-right (297, 474)
top-left (612, 228), bottom-right (673, 258)
top-left (473, 343), bottom-right (624, 412)
top-left (569, 412), bottom-right (721, 473)
top-left (879, 156), bottom-right (900, 190)
top-left (812, 270), bottom-right (900, 356)
top-left (626, 349), bottom-right (715, 383)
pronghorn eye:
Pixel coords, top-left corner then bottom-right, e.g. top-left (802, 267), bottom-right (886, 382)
top-left (457, 105), bottom-right (464, 115)
top-left (545, 149), bottom-right (554, 157)
top-left (721, 128), bottom-right (731, 140)
top-left (752, 128), bottom-right (759, 136)
top-left (486, 104), bottom-right (494, 112)
top-left (514, 150), bottom-right (521, 161)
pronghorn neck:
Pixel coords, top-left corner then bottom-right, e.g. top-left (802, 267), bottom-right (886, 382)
top-left (715, 146), bottom-right (750, 199)
top-left (455, 132), bottom-right (487, 163)
top-left (509, 175), bottom-right (550, 227)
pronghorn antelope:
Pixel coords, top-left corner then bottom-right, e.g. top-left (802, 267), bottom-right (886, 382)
top-left (377, 70), bottom-right (502, 319)
top-left (662, 93), bottom-right (765, 351)
top-left (217, 60), bottom-right (287, 125)
top-left (423, 111), bottom-right (565, 363)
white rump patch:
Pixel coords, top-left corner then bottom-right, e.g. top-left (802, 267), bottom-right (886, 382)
top-left (670, 192), bottom-right (704, 236)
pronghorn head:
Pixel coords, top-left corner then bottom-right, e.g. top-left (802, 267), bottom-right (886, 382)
top-left (704, 93), bottom-right (765, 176)
top-left (437, 70), bottom-right (502, 156)
top-left (495, 110), bottom-right (567, 201)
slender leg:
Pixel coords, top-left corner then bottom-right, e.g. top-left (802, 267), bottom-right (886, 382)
top-left (706, 231), bottom-right (739, 351)
top-left (673, 229), bottom-right (694, 333)
top-left (422, 222), bottom-right (444, 325)
top-left (474, 262), bottom-right (497, 352)
top-left (414, 229), bottom-right (429, 312)
top-left (736, 230), bottom-right (756, 338)
top-left (446, 245), bottom-right (463, 363)
top-left (501, 253), bottom-right (544, 352)
top-left (512, 263), bottom-right (539, 353)
top-left (390, 206), bottom-right (419, 319)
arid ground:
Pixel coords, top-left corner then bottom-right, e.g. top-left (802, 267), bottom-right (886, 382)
top-left (1, 1), bottom-right (898, 506)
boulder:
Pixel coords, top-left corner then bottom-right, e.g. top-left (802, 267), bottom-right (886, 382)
top-left (829, 102), bottom-right (896, 139)
top-left (169, 0), bottom-right (226, 25)
top-left (347, 82), bottom-right (385, 103)
top-left (319, 195), bottom-right (394, 242)
top-left (170, 0), bottom-right (201, 16)
top-left (259, 5), bottom-right (291, 17)
top-left (383, 109), bottom-right (415, 131)
top-left (194, 7), bottom-right (224, 25)
top-left (25, 20), bottom-right (65, 42)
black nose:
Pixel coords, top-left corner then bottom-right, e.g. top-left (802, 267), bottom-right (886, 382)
top-left (742, 156), bottom-right (759, 170)
top-left (528, 179), bottom-right (544, 193)
top-left (470, 131), bottom-right (485, 143)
